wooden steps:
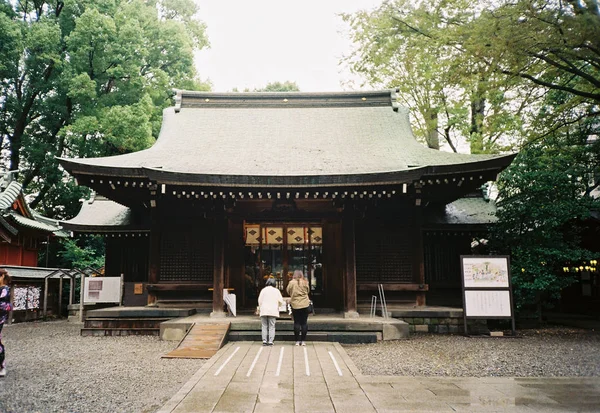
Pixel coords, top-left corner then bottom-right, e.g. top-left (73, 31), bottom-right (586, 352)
top-left (162, 322), bottom-right (231, 359)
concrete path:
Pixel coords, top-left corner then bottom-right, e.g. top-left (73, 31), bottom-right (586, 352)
top-left (157, 342), bottom-right (600, 413)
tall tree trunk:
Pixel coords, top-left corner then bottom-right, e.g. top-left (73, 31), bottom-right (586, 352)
top-left (424, 107), bottom-right (439, 150)
top-left (469, 94), bottom-right (485, 154)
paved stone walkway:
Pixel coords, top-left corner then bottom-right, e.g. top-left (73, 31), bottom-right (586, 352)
top-left (157, 342), bottom-right (600, 413)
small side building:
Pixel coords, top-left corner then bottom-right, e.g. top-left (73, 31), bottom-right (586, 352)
top-left (0, 181), bottom-right (64, 266)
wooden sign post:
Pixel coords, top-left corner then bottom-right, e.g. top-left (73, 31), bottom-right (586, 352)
top-left (460, 255), bottom-right (516, 336)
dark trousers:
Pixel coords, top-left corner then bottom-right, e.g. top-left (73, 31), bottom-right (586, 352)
top-left (0, 323), bottom-right (5, 368)
top-left (291, 307), bottom-right (309, 342)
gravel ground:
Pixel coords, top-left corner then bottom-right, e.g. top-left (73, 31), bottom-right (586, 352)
top-left (1, 322), bottom-right (599, 413)
top-left (344, 327), bottom-right (600, 377)
top-left (0, 320), bottom-right (204, 413)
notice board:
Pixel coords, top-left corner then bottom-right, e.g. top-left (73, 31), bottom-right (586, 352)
top-left (460, 255), bottom-right (515, 336)
top-left (84, 277), bottom-right (122, 304)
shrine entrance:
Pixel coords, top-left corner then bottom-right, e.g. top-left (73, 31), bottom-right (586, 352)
top-left (243, 223), bottom-right (324, 308)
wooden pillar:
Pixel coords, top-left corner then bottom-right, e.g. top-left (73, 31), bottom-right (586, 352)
top-left (79, 272), bottom-right (85, 323)
top-left (148, 214), bottom-right (160, 305)
top-left (211, 217), bottom-right (226, 317)
top-left (69, 276), bottom-right (75, 306)
top-left (413, 207), bottom-right (426, 306)
top-left (58, 276), bottom-right (63, 318)
top-left (43, 276), bottom-right (49, 318)
top-left (343, 205), bottom-right (359, 318)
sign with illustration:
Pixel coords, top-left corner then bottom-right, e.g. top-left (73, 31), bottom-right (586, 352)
top-left (460, 255), bottom-right (515, 336)
top-left (462, 257), bottom-right (509, 288)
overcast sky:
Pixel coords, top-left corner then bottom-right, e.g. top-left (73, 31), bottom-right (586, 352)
top-left (193, 0), bottom-right (384, 92)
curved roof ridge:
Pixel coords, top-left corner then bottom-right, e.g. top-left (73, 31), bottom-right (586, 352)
top-left (0, 181), bottom-right (23, 210)
top-left (58, 89), bottom-right (515, 185)
top-left (174, 89), bottom-right (396, 110)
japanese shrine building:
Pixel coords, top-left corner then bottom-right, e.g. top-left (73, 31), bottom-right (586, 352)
top-left (59, 90), bottom-right (515, 317)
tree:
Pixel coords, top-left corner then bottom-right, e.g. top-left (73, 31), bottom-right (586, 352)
top-left (458, 0), bottom-right (600, 143)
top-left (44, 236), bottom-right (106, 270)
top-left (254, 81), bottom-right (300, 92)
top-left (491, 95), bottom-right (599, 314)
top-left (342, 0), bottom-right (531, 153)
top-left (0, 0), bottom-right (210, 219)
top-left (232, 81), bottom-right (301, 93)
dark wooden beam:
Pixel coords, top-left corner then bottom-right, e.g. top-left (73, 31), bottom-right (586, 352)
top-left (343, 204), bottom-right (358, 318)
top-left (147, 283), bottom-right (211, 291)
top-left (413, 207), bottom-right (426, 306)
top-left (357, 283), bottom-right (429, 291)
top-left (211, 218), bottom-right (226, 317)
top-left (147, 212), bottom-right (160, 305)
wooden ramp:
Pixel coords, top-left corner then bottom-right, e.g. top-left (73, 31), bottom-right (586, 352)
top-left (162, 322), bottom-right (231, 359)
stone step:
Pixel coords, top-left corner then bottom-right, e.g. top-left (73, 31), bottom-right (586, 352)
top-left (80, 327), bottom-right (160, 337)
top-left (84, 317), bottom-right (171, 329)
top-left (227, 330), bottom-right (379, 344)
top-left (86, 307), bottom-right (196, 318)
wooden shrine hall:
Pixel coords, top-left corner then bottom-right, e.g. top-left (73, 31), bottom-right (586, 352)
top-left (60, 90), bottom-right (515, 317)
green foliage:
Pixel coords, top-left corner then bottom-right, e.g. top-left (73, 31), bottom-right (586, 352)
top-left (0, 0), bottom-right (210, 219)
top-left (342, 0), bottom-right (530, 153)
top-left (232, 81), bottom-right (301, 93)
top-left (51, 236), bottom-right (106, 270)
top-left (254, 81), bottom-right (300, 92)
top-left (492, 109), bottom-right (600, 311)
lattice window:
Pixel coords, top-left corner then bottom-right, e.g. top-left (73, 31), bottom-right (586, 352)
top-left (160, 225), bottom-right (213, 282)
top-left (356, 221), bottom-right (414, 283)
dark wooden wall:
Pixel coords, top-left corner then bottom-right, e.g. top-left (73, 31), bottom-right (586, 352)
top-left (105, 236), bottom-right (149, 282)
top-left (323, 219), bottom-right (344, 310)
top-left (423, 231), bottom-right (474, 306)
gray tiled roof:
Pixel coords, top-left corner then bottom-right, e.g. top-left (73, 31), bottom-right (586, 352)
top-left (0, 181), bottom-right (62, 236)
top-left (59, 90), bottom-right (514, 183)
top-left (425, 197), bottom-right (498, 225)
top-left (0, 265), bottom-right (71, 279)
top-left (61, 195), bottom-right (136, 230)
top-left (0, 181), bottom-right (22, 210)
top-left (8, 212), bottom-right (65, 233)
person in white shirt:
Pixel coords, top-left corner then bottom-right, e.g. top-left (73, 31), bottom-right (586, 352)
top-left (258, 278), bottom-right (284, 346)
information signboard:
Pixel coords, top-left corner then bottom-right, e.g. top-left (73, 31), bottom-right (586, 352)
top-left (83, 277), bottom-right (122, 304)
top-left (460, 255), bottom-right (515, 336)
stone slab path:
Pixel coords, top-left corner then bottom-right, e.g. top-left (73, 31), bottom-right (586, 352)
top-left (157, 342), bottom-right (600, 413)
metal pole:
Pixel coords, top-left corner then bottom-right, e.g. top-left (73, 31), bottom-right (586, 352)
top-left (378, 284), bottom-right (389, 319)
top-left (370, 295), bottom-right (377, 318)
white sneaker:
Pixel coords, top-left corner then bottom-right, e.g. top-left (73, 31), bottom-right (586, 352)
top-left (0, 368), bottom-right (6, 377)
top-left (295, 341), bottom-right (300, 346)
top-left (301, 341), bottom-right (306, 346)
